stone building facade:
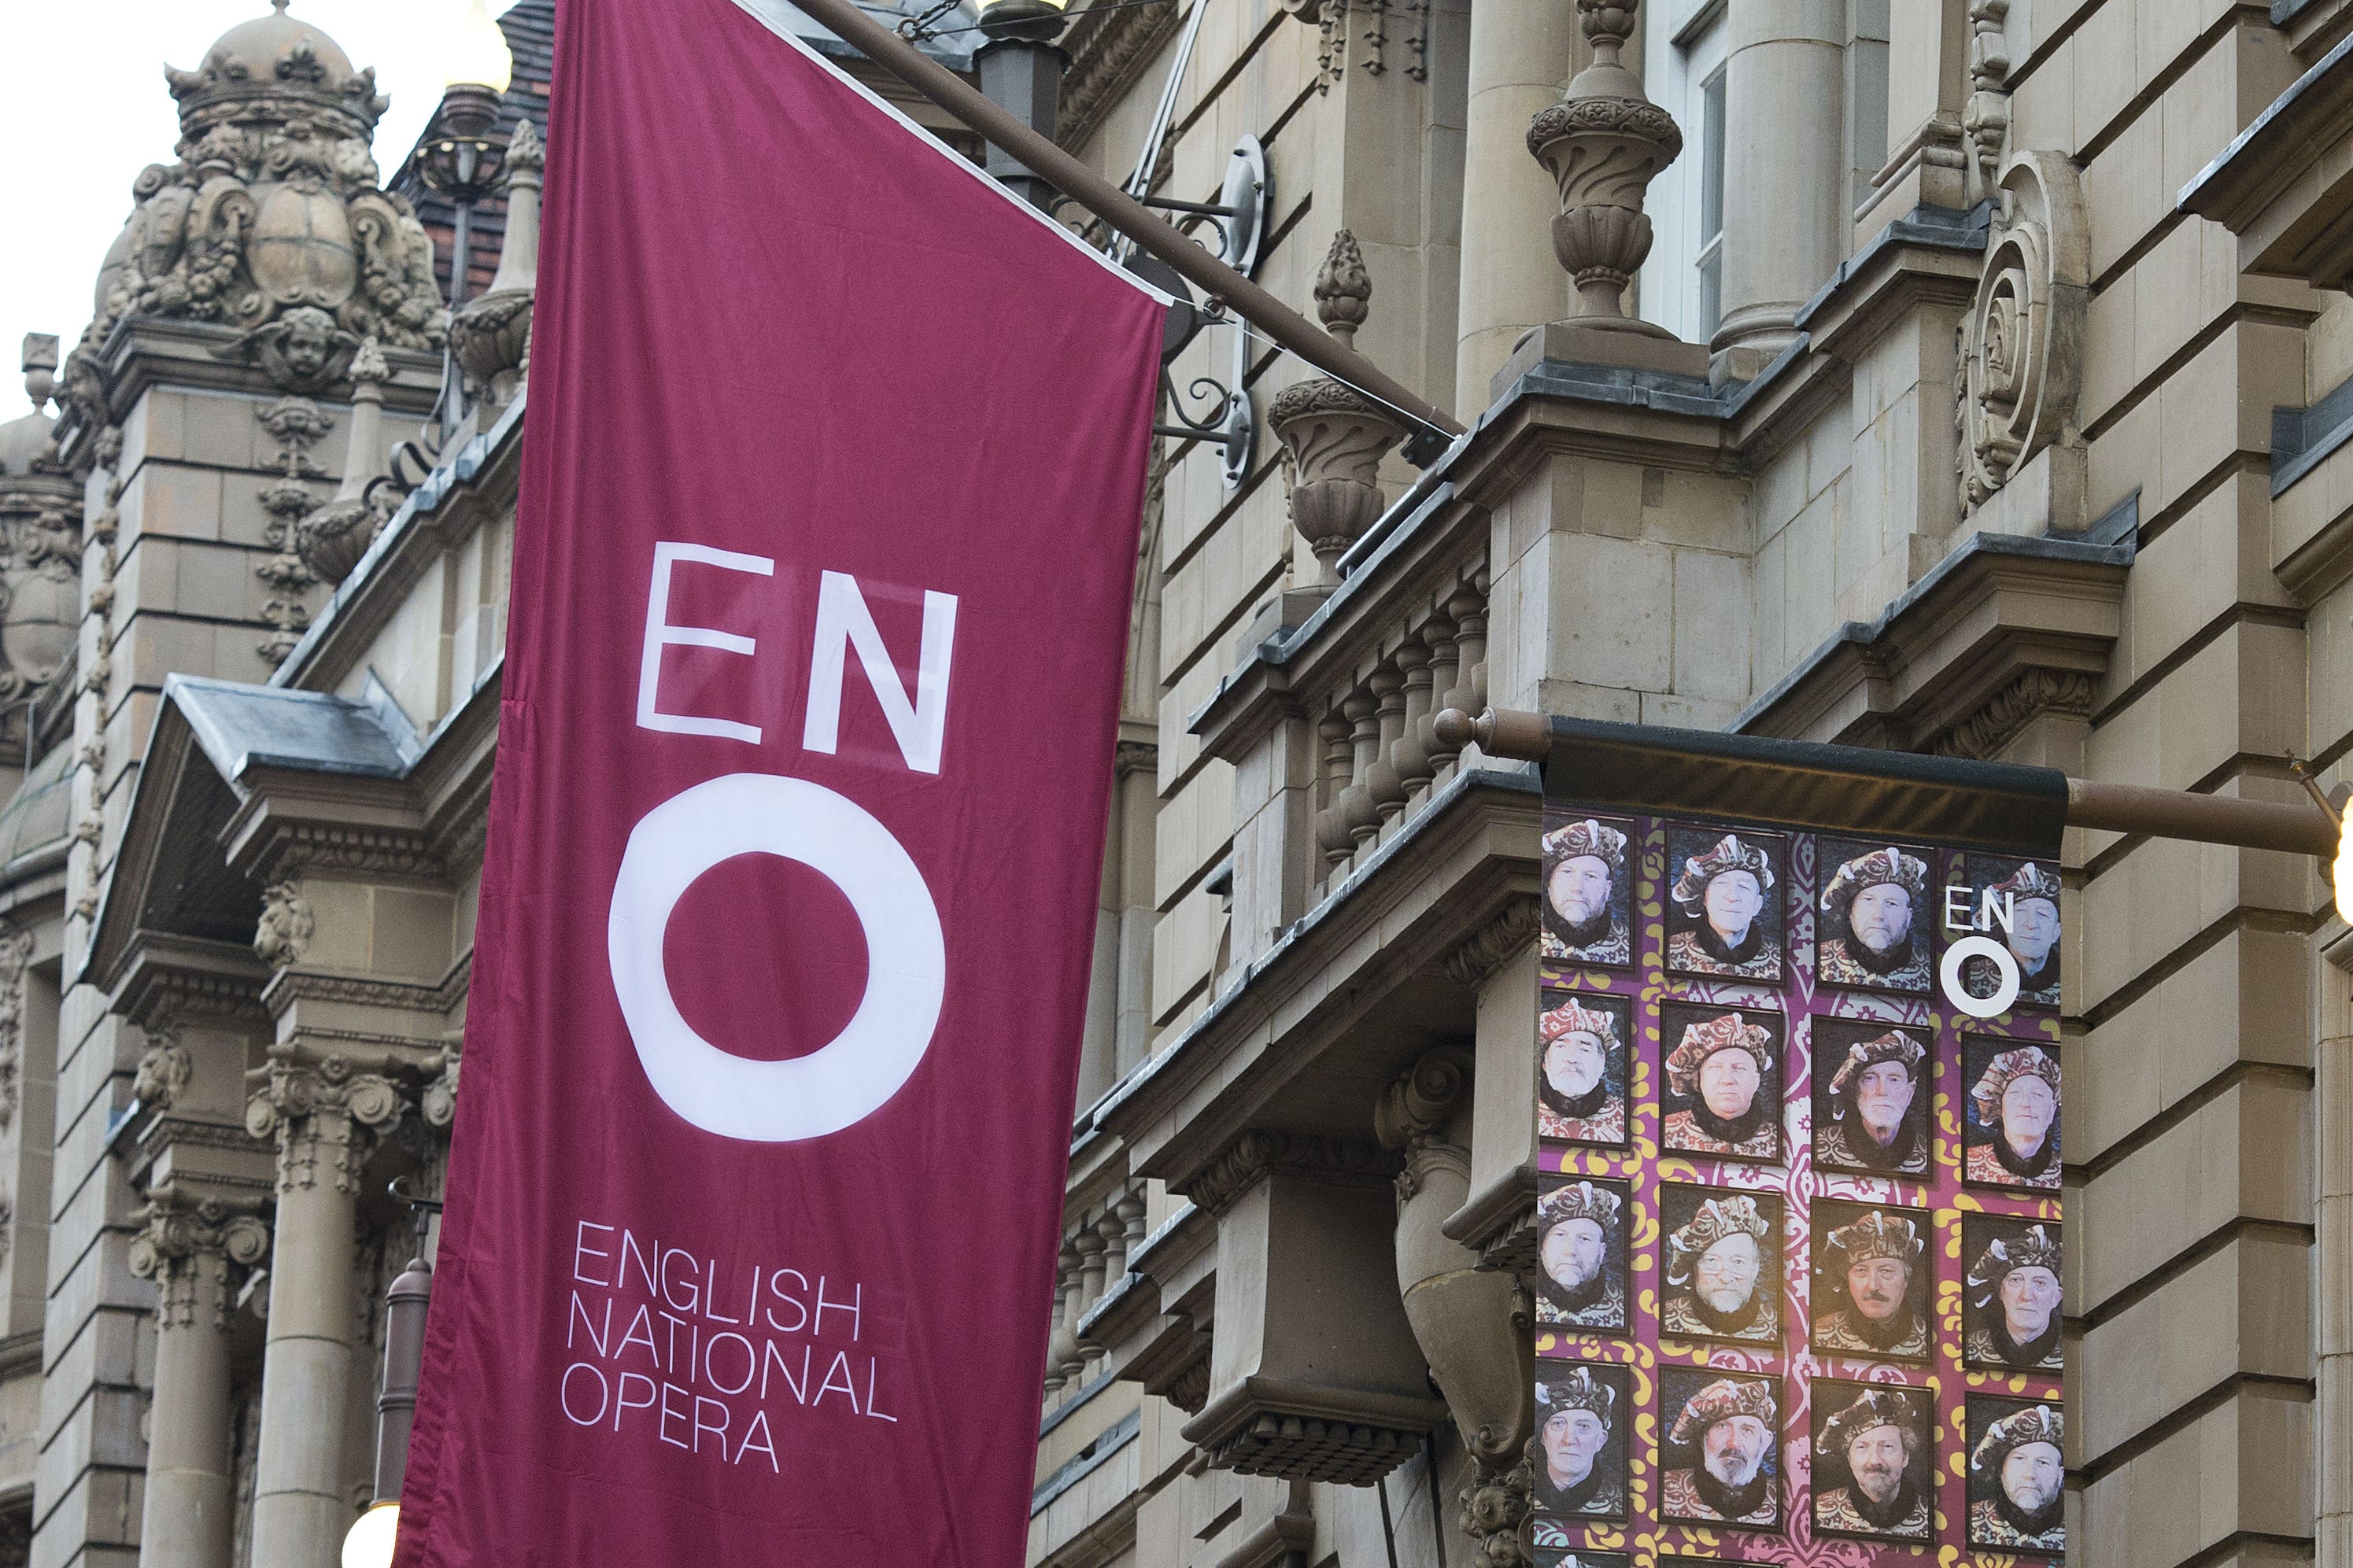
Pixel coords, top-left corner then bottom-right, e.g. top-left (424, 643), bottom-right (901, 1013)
top-left (0, 0), bottom-right (2347, 1565)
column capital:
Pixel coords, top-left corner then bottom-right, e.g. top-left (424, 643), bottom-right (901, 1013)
top-left (243, 1042), bottom-right (421, 1194)
top-left (128, 1186), bottom-right (270, 1330)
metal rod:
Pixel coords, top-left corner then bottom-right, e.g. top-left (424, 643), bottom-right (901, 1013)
top-left (1436, 706), bottom-right (2343, 858)
top-left (2065, 776), bottom-right (2336, 858)
top-left (785, 0), bottom-right (1466, 444)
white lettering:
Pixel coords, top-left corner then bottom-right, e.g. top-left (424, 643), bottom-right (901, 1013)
top-left (606, 773), bottom-right (946, 1142)
top-left (560, 1363), bottom-right (609, 1426)
top-left (1940, 935), bottom-right (2019, 1018)
top-left (704, 1331), bottom-right (758, 1396)
top-left (568, 1292), bottom-right (611, 1357)
top-left (1942, 884), bottom-right (1975, 934)
top-left (801, 569), bottom-right (958, 773)
top-left (737, 1410), bottom-right (781, 1471)
top-left (613, 1372), bottom-right (657, 1433)
top-left (814, 1277), bottom-right (862, 1342)
top-left (636, 541), bottom-right (776, 744)
top-left (574, 1222), bottom-right (615, 1286)
top-left (1981, 888), bottom-right (2016, 935)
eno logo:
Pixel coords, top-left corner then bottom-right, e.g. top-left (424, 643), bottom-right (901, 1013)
top-left (1937, 884), bottom-right (2024, 1020)
top-left (604, 544), bottom-right (954, 1142)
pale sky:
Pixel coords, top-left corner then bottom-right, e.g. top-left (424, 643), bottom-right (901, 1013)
top-left (0, 0), bottom-right (518, 417)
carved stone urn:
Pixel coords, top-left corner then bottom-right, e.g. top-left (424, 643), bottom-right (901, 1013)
top-left (449, 119), bottom-right (544, 411)
top-left (1268, 230), bottom-right (1407, 583)
top-left (294, 338), bottom-right (391, 585)
top-left (1525, 0), bottom-right (1682, 331)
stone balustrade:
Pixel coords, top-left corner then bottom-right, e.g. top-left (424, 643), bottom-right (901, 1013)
top-left (1043, 1178), bottom-right (1147, 1409)
top-left (1306, 559), bottom-right (1489, 906)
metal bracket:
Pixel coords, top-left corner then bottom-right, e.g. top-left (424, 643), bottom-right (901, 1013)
top-left (1140, 137), bottom-right (1269, 488)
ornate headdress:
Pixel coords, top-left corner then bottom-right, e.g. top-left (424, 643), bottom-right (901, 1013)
top-left (1544, 818), bottom-right (1627, 876)
top-left (1668, 1376), bottom-right (1776, 1446)
top-left (1971, 1046), bottom-right (2061, 1125)
top-left (1665, 1013), bottom-right (1774, 1097)
top-left (1827, 1029), bottom-right (1927, 1096)
top-left (1538, 1180), bottom-right (1622, 1235)
top-left (1816, 1387), bottom-right (1921, 1457)
top-left (1971, 1404), bottom-right (2063, 1472)
top-left (1967, 1225), bottom-right (2061, 1309)
top-left (1540, 998), bottom-right (1621, 1050)
top-left (1536, 1366), bottom-right (1616, 1422)
top-left (1821, 846), bottom-right (1930, 917)
top-left (1670, 833), bottom-right (1775, 912)
top-left (1823, 1211), bottom-right (1924, 1271)
top-left (1664, 1194), bottom-right (1772, 1286)
top-left (1987, 860), bottom-right (2063, 909)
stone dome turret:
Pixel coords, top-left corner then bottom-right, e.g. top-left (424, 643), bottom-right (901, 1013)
top-left (166, 1), bottom-right (390, 141)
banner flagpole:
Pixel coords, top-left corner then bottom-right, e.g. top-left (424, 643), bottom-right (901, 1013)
top-left (781, 0), bottom-right (1468, 451)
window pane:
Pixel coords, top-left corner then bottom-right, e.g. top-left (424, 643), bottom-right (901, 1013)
top-left (1700, 65), bottom-right (1727, 243)
top-left (1699, 251), bottom-right (1721, 340)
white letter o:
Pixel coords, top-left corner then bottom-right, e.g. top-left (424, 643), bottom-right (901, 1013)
top-left (1939, 934), bottom-right (2019, 1020)
top-left (606, 773), bottom-right (946, 1142)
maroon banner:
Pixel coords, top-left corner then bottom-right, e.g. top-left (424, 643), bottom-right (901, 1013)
top-left (394, 1), bottom-right (1164, 1562)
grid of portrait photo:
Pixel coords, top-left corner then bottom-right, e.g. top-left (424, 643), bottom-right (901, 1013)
top-left (1532, 811), bottom-right (2065, 1566)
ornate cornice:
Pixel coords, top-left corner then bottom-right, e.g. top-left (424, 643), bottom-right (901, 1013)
top-left (1176, 1130), bottom-right (1396, 1218)
top-left (260, 823), bottom-right (445, 884)
top-left (1055, 0), bottom-right (1184, 156)
top-left (260, 951), bottom-right (471, 1018)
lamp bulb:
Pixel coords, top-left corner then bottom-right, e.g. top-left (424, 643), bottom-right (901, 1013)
top-left (443, 0), bottom-right (515, 92)
top-left (342, 1502), bottom-right (400, 1568)
top-left (2334, 815), bottom-right (2353, 926)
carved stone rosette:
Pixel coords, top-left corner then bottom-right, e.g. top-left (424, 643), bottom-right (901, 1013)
top-left (244, 1049), bottom-right (410, 1195)
top-left (1525, 0), bottom-right (1682, 327)
top-left (128, 1190), bottom-right (271, 1331)
top-left (1958, 153), bottom-right (2089, 508)
top-left (59, 9), bottom-right (445, 433)
top-left (1269, 231), bottom-right (1407, 583)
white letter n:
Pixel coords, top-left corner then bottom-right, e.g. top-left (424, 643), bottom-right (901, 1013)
top-left (802, 570), bottom-right (958, 774)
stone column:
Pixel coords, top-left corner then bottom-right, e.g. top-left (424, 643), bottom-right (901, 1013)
top-left (1454, 0), bottom-right (1578, 408)
top-left (1712, 0), bottom-right (1847, 377)
top-left (129, 1190), bottom-right (269, 1568)
top-left (243, 1048), bottom-right (407, 1568)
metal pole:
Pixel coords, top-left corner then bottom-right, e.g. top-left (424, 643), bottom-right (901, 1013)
top-left (784, 0), bottom-right (1466, 446)
top-left (1436, 707), bottom-right (2341, 858)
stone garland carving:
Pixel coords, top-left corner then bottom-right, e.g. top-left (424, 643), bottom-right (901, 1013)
top-left (1962, 0), bottom-right (2011, 207)
top-left (1930, 669), bottom-right (2096, 762)
top-left (1459, 1460), bottom-right (1533, 1568)
top-left (1525, 0), bottom-right (1683, 330)
top-left (1269, 231), bottom-right (1407, 584)
top-left (58, 6), bottom-right (445, 441)
top-left (0, 929), bottom-right (34, 1133)
top-left (1440, 896), bottom-right (1540, 991)
top-left (1058, 0), bottom-right (1185, 156)
top-left (1957, 153), bottom-right (2088, 511)
top-left (244, 1050), bottom-right (409, 1195)
top-left (71, 437), bottom-right (125, 924)
top-left (129, 1191), bottom-right (271, 1331)
top-left (253, 397), bottom-right (333, 664)
top-left (252, 881), bottom-right (315, 969)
